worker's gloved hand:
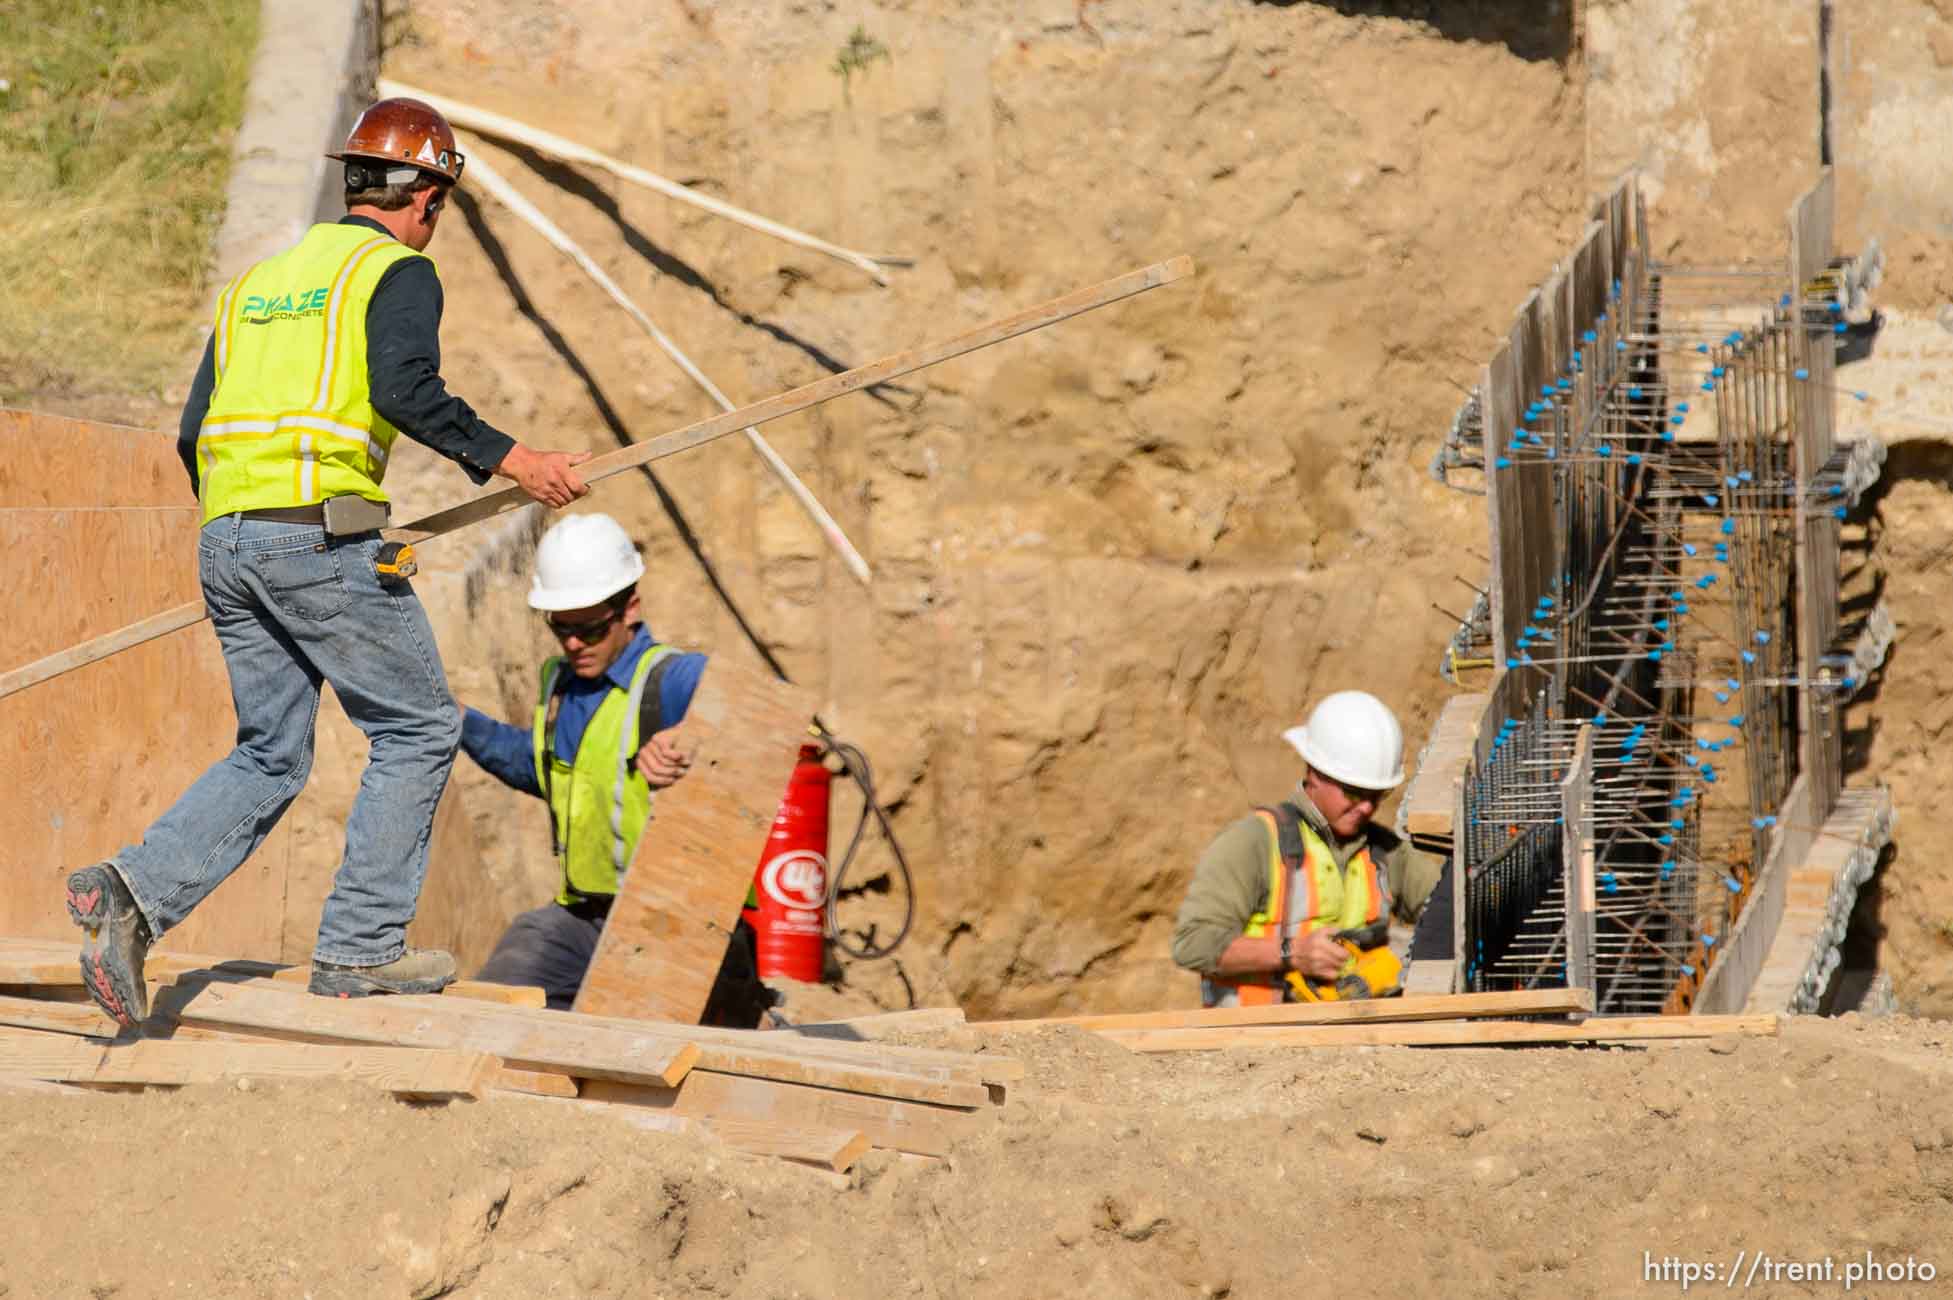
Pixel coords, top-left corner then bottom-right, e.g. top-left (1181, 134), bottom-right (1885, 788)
top-left (496, 444), bottom-right (591, 508)
top-left (1290, 927), bottom-right (1352, 983)
top-left (635, 726), bottom-right (694, 789)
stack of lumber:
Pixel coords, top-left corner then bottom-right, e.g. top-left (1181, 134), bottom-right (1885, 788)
top-left (970, 988), bottom-right (1780, 1051)
top-left (0, 938), bottom-right (1015, 1179)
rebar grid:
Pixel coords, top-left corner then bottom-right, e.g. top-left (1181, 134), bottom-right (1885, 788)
top-left (1454, 174), bottom-right (1852, 1014)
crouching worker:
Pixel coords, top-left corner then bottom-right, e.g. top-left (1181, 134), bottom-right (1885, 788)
top-left (1171, 690), bottom-right (1444, 1007)
top-left (459, 513), bottom-right (773, 1024)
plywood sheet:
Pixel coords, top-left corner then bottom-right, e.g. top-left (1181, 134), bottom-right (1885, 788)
top-left (0, 500), bottom-right (289, 960)
top-left (573, 658), bottom-right (816, 1022)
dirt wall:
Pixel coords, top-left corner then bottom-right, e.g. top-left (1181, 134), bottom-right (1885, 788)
top-left (350, 0), bottom-right (1589, 1018)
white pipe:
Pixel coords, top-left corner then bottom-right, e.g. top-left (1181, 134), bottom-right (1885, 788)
top-left (380, 78), bottom-right (910, 286)
top-left (462, 147), bottom-right (873, 587)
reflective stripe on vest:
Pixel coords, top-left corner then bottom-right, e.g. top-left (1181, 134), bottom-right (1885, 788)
top-left (197, 223), bottom-right (426, 524)
top-left (1204, 807), bottom-right (1390, 1007)
top-left (531, 645), bottom-right (676, 905)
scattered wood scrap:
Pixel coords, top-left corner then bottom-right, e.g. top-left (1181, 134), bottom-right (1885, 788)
top-left (0, 938), bottom-right (1010, 1179)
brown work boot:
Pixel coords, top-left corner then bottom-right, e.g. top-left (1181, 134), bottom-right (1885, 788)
top-left (66, 863), bottom-right (151, 1028)
top-left (308, 948), bottom-right (457, 998)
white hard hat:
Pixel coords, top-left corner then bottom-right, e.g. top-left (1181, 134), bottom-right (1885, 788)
top-left (1280, 690), bottom-right (1406, 790)
top-left (527, 513), bottom-right (646, 611)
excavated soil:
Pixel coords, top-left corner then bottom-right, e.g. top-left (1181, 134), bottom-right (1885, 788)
top-left (3, 1016), bottom-right (1951, 1299)
top-left (12, 3), bottom-right (1953, 1296)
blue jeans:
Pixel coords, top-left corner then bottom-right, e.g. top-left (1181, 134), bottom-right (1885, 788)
top-left (113, 515), bottom-right (460, 966)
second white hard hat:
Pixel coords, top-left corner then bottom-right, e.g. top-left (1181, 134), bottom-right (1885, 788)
top-left (1280, 690), bottom-right (1406, 790)
top-left (527, 512), bottom-right (646, 611)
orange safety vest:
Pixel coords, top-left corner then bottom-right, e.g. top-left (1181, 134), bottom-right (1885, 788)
top-left (1204, 802), bottom-right (1390, 1007)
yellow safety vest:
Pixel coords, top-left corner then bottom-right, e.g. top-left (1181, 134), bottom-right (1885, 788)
top-left (531, 645), bottom-right (676, 904)
top-left (196, 222), bottom-right (428, 524)
top-left (1208, 803), bottom-right (1389, 1007)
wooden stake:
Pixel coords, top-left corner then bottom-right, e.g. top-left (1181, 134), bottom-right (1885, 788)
top-left (463, 147), bottom-right (874, 586)
top-left (379, 79), bottom-right (910, 285)
top-left (0, 255), bottom-right (1192, 701)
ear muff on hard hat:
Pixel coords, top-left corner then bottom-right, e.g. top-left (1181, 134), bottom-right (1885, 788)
top-left (528, 513), bottom-right (646, 612)
top-left (328, 97), bottom-right (466, 186)
top-left (1281, 690), bottom-right (1406, 791)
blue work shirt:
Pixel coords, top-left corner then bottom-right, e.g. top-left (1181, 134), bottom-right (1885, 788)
top-left (460, 624), bottom-right (707, 798)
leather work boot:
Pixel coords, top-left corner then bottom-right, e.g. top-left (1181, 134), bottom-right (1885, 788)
top-left (309, 948), bottom-right (458, 998)
top-left (66, 863), bottom-right (151, 1028)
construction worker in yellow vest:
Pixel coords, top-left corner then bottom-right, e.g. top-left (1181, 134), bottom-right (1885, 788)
top-left (1171, 691), bottom-right (1445, 1007)
top-left (458, 513), bottom-right (771, 1024)
top-left (64, 98), bottom-right (593, 1029)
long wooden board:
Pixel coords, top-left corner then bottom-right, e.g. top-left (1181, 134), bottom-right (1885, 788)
top-left (582, 1073), bottom-right (971, 1158)
top-left (1099, 1014), bottom-right (1781, 1053)
top-left (163, 978), bottom-right (698, 1087)
top-left (0, 993), bottom-right (122, 1038)
top-left (0, 257), bottom-right (1193, 700)
top-left (503, 1091), bottom-right (871, 1172)
top-left (969, 988), bottom-right (1592, 1035)
top-left (0, 1025), bottom-right (497, 1099)
top-left (573, 659), bottom-right (816, 1023)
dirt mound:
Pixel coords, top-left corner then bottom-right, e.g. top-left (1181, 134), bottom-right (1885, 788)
top-left (3, 1015), bottom-right (1948, 1298)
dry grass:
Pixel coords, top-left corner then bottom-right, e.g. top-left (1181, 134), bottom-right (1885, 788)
top-left (0, 0), bottom-right (258, 408)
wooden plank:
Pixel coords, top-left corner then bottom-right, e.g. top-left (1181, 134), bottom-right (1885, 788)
top-left (491, 1064), bottom-right (580, 1098)
top-left (967, 987), bottom-right (1592, 1035)
top-left (162, 979), bottom-right (699, 1088)
top-left (480, 996), bottom-right (1013, 1089)
top-left (269, 964), bottom-right (548, 1008)
top-left (503, 1091), bottom-right (871, 1173)
top-left (3, 257), bottom-right (1195, 701)
top-left (581, 1074), bottom-right (971, 1158)
top-left (1562, 726), bottom-right (1597, 994)
top-left (0, 993), bottom-right (122, 1038)
top-left (0, 1025), bottom-right (499, 1099)
top-left (791, 1007), bottom-right (969, 1040)
top-left (573, 658), bottom-right (817, 1023)
top-left (1099, 1014), bottom-right (1780, 1053)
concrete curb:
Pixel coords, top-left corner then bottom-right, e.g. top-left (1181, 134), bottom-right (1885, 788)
top-left (208, 0), bottom-right (375, 296)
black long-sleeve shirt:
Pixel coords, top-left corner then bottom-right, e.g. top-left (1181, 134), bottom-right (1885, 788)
top-left (177, 215), bottom-right (516, 494)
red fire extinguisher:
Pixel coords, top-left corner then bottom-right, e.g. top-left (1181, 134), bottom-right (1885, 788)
top-left (743, 743), bottom-right (830, 983)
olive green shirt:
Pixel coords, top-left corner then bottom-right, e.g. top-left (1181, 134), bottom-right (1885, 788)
top-left (1170, 786), bottom-right (1446, 976)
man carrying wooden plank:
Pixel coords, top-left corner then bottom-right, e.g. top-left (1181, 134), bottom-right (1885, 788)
top-left (64, 98), bottom-right (594, 1028)
top-left (1171, 692), bottom-right (1445, 1007)
top-left (457, 513), bottom-right (772, 1022)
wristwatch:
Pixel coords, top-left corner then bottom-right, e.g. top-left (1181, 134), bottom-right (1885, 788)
top-left (1279, 930), bottom-right (1293, 973)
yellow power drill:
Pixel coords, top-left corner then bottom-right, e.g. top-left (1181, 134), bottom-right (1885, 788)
top-left (1284, 919), bottom-right (1403, 1002)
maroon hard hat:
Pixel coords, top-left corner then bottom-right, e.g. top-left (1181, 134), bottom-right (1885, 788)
top-left (327, 97), bottom-right (465, 184)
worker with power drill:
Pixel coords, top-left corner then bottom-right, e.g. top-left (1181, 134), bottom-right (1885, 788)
top-left (457, 513), bottom-right (774, 1024)
top-left (1171, 691), bottom-right (1445, 1007)
top-left (63, 98), bottom-right (593, 1028)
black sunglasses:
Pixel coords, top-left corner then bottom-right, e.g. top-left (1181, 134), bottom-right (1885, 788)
top-left (546, 606), bottom-right (624, 644)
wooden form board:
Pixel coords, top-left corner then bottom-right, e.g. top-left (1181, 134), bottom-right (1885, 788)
top-left (162, 978), bottom-right (699, 1087)
top-left (0, 411), bottom-right (291, 959)
top-left (503, 1093), bottom-right (872, 1173)
top-left (582, 1074), bottom-right (972, 1158)
top-left (968, 987), bottom-right (1592, 1035)
top-left (0, 408), bottom-right (519, 972)
top-left (1099, 1014), bottom-right (1780, 1053)
top-left (0, 1025), bottom-right (496, 1099)
top-left (573, 657), bottom-right (817, 1022)
top-left (1401, 692), bottom-right (1487, 841)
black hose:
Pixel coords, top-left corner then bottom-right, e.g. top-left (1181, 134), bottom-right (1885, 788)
top-left (812, 724), bottom-right (915, 961)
